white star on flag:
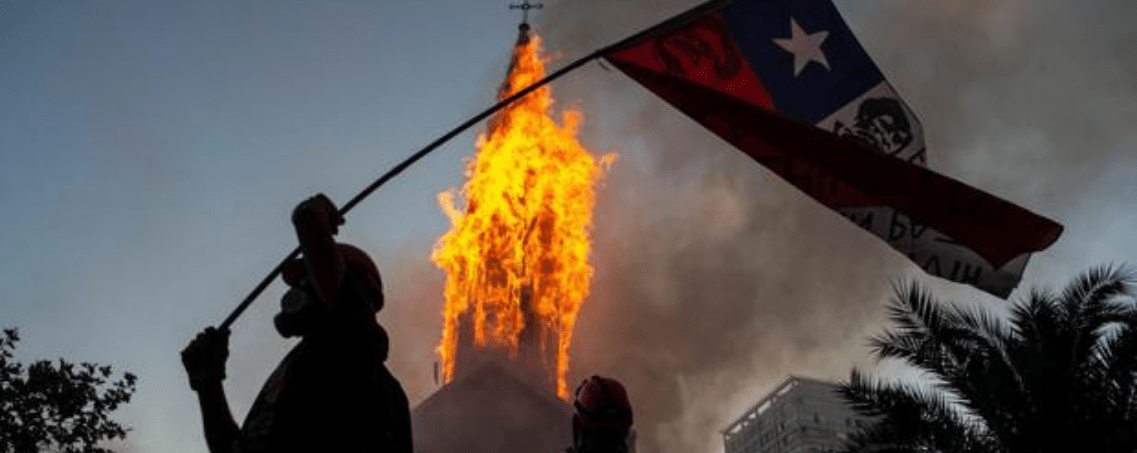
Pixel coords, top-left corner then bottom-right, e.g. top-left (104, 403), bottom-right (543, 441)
top-left (773, 17), bottom-right (830, 77)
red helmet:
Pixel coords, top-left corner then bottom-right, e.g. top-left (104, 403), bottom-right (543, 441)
top-left (573, 376), bottom-right (634, 453)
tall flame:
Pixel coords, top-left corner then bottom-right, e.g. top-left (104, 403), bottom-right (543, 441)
top-left (432, 31), bottom-right (613, 399)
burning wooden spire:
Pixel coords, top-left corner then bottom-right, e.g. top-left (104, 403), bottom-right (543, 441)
top-left (431, 26), bottom-right (613, 399)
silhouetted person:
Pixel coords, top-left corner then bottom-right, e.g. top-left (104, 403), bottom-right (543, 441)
top-left (181, 194), bottom-right (413, 453)
top-left (569, 376), bottom-right (636, 453)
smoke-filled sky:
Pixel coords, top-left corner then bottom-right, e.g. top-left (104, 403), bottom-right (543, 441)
top-left (2, 1), bottom-right (1136, 453)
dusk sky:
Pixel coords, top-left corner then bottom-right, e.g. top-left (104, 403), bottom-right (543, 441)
top-left (2, 1), bottom-right (1136, 453)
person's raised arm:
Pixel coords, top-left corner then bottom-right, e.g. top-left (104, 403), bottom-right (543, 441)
top-left (181, 327), bottom-right (238, 453)
top-left (291, 194), bottom-right (346, 309)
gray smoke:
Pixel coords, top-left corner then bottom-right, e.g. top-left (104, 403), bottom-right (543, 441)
top-left (851, 0), bottom-right (1137, 210)
top-left (384, 2), bottom-right (1137, 453)
top-left (533, 1), bottom-right (1137, 453)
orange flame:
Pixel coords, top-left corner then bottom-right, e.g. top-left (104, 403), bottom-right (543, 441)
top-left (432, 32), bottom-right (613, 399)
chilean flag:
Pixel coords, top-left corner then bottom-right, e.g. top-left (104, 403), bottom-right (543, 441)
top-left (602, 0), bottom-right (1062, 297)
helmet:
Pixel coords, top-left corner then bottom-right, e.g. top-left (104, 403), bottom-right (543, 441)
top-left (574, 376), bottom-right (633, 429)
top-left (281, 243), bottom-right (384, 312)
top-left (573, 376), bottom-right (634, 453)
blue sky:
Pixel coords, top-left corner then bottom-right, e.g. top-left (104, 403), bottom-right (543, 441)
top-left (2, 1), bottom-right (1136, 453)
top-left (0, 1), bottom-right (518, 450)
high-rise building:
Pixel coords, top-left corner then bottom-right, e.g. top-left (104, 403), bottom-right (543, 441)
top-left (721, 376), bottom-right (871, 453)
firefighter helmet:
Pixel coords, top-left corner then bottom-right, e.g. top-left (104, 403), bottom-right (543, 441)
top-left (573, 376), bottom-right (634, 453)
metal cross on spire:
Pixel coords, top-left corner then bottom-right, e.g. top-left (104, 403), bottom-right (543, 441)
top-left (509, 0), bottom-right (543, 26)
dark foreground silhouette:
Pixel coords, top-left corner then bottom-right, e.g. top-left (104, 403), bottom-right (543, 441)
top-left (570, 375), bottom-right (636, 453)
top-left (1, 328), bottom-right (137, 453)
top-left (182, 194), bottom-right (412, 453)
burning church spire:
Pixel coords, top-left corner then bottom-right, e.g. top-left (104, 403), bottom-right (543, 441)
top-left (431, 9), bottom-right (613, 400)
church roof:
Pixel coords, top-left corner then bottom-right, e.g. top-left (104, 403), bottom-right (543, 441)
top-left (412, 361), bottom-right (571, 453)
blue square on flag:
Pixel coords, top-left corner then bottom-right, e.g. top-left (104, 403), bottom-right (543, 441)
top-left (604, 0), bottom-right (1064, 298)
top-left (724, 0), bottom-right (885, 124)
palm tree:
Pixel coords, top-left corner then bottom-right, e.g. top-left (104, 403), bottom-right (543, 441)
top-left (839, 266), bottom-right (1137, 453)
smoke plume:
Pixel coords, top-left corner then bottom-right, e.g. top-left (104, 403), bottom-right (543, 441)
top-left (384, 2), bottom-right (1137, 453)
top-left (537, 1), bottom-right (1137, 453)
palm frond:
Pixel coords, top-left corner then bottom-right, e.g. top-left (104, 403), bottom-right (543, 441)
top-left (838, 369), bottom-right (1000, 453)
top-left (873, 284), bottom-right (1018, 400)
top-left (1058, 265), bottom-right (1135, 322)
top-left (867, 331), bottom-right (923, 362)
top-left (889, 282), bottom-right (961, 336)
top-left (1063, 267), bottom-right (1136, 377)
top-left (931, 304), bottom-right (1031, 441)
top-left (849, 267), bottom-right (1137, 453)
top-left (871, 284), bottom-right (972, 378)
top-left (1093, 325), bottom-right (1137, 419)
top-left (1009, 288), bottom-right (1057, 346)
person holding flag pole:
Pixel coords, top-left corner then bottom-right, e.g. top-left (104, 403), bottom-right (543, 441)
top-left (181, 194), bottom-right (413, 453)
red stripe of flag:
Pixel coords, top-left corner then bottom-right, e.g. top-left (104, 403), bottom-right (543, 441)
top-left (602, 4), bottom-right (1062, 293)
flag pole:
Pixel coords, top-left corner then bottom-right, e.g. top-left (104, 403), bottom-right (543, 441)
top-left (217, 0), bottom-right (727, 330)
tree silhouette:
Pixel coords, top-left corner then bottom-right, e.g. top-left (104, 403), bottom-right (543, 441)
top-left (839, 266), bottom-right (1137, 453)
top-left (0, 328), bottom-right (137, 453)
